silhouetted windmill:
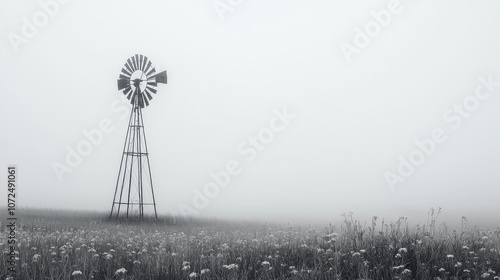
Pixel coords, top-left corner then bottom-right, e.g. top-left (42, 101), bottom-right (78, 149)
top-left (110, 54), bottom-right (167, 219)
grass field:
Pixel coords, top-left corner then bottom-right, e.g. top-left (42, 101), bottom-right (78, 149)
top-left (1, 208), bottom-right (499, 279)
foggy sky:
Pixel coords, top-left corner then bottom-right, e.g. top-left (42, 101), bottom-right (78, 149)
top-left (1, 0), bottom-right (500, 227)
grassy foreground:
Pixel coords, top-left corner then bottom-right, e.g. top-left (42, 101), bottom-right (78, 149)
top-left (0, 208), bottom-right (499, 279)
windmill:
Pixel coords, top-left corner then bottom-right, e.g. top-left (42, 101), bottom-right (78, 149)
top-left (110, 54), bottom-right (167, 219)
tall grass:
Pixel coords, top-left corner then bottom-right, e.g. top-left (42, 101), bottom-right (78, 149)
top-left (0, 208), bottom-right (498, 279)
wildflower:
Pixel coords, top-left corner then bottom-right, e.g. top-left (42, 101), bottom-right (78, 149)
top-left (462, 246), bottom-right (469, 250)
top-left (359, 249), bottom-right (366, 253)
top-left (223, 264), bottom-right (238, 270)
top-left (115, 268), bottom-right (127, 275)
top-left (201, 269), bottom-right (210, 275)
top-left (446, 254), bottom-right (454, 259)
top-left (402, 269), bottom-right (411, 275)
top-left (189, 272), bottom-right (198, 278)
top-left (395, 253), bottom-right (401, 258)
top-left (352, 252), bottom-right (361, 257)
top-left (171, 252), bottom-right (177, 256)
top-left (398, 248), bottom-right (407, 254)
top-left (454, 262), bottom-right (462, 267)
top-left (463, 269), bottom-right (470, 273)
top-left (261, 261), bottom-right (270, 266)
top-left (481, 272), bottom-right (490, 278)
top-left (72, 270), bottom-right (82, 276)
top-left (133, 260), bottom-right (140, 265)
top-left (439, 268), bottom-right (445, 272)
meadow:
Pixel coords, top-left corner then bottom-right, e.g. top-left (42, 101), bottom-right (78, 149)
top-left (1, 208), bottom-right (499, 279)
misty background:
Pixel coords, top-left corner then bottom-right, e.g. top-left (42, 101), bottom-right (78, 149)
top-left (1, 0), bottom-right (500, 227)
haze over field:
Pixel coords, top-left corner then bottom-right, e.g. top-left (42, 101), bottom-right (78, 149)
top-left (1, 1), bottom-right (500, 227)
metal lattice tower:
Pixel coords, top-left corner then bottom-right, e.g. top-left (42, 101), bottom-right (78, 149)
top-left (110, 54), bottom-right (167, 219)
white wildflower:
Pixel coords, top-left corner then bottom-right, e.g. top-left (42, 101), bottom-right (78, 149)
top-left (115, 268), bottom-right (127, 275)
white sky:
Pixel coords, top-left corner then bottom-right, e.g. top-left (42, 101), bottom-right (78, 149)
top-left (1, 0), bottom-right (500, 227)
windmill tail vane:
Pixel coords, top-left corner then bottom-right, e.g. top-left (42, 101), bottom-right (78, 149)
top-left (110, 54), bottom-right (167, 219)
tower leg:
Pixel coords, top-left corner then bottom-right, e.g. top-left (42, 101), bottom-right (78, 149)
top-left (139, 109), bottom-right (158, 219)
top-left (111, 107), bottom-right (134, 218)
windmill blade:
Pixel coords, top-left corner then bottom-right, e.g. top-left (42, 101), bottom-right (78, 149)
top-left (119, 74), bottom-right (130, 81)
top-left (139, 55), bottom-right (146, 71)
top-left (121, 67), bottom-right (132, 77)
top-left (147, 81), bottom-right (157, 87)
top-left (144, 60), bottom-right (152, 74)
top-left (154, 70), bottom-right (167, 84)
top-left (117, 78), bottom-right (130, 90)
top-left (131, 55), bottom-right (138, 71)
top-left (145, 90), bottom-right (153, 101)
top-left (146, 67), bottom-right (156, 78)
top-left (146, 85), bottom-right (157, 94)
top-left (125, 88), bottom-right (133, 100)
top-left (143, 94), bottom-right (150, 107)
top-left (135, 54), bottom-right (141, 71)
top-left (125, 59), bottom-right (134, 73)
